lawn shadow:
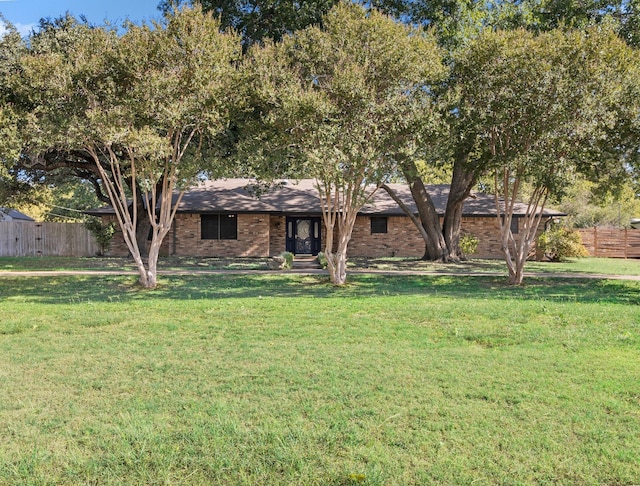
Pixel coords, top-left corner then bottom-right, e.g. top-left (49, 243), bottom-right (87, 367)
top-left (1, 273), bottom-right (639, 306)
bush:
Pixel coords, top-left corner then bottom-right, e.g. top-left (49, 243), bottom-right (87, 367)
top-left (316, 251), bottom-right (328, 269)
top-left (538, 226), bottom-right (588, 262)
top-left (459, 233), bottom-right (479, 257)
top-left (84, 217), bottom-right (115, 255)
top-left (279, 251), bottom-right (294, 269)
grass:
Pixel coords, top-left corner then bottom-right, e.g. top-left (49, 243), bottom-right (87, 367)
top-left (0, 256), bottom-right (274, 272)
top-left (2, 255), bottom-right (640, 276)
top-left (1, 273), bottom-right (639, 485)
top-left (349, 256), bottom-right (640, 276)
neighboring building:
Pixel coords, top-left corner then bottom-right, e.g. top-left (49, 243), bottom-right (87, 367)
top-left (87, 179), bottom-right (564, 259)
top-left (0, 208), bottom-right (35, 222)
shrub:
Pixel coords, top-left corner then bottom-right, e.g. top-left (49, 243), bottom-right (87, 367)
top-left (84, 217), bottom-right (115, 255)
top-left (459, 233), bottom-right (479, 257)
top-left (538, 226), bottom-right (588, 262)
top-left (280, 251), bottom-right (294, 269)
top-left (316, 251), bottom-right (328, 269)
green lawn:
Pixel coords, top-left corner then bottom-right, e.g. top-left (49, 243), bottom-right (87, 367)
top-left (1, 273), bottom-right (639, 485)
top-left (0, 256), bottom-right (274, 272)
top-left (2, 255), bottom-right (640, 276)
top-left (349, 256), bottom-right (640, 276)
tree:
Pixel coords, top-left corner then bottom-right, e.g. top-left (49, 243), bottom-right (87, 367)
top-left (243, 3), bottom-right (443, 284)
top-left (0, 18), bottom-right (26, 202)
top-left (13, 6), bottom-right (244, 288)
top-left (453, 26), bottom-right (639, 284)
top-left (558, 178), bottom-right (640, 228)
top-left (159, 0), bottom-right (339, 46)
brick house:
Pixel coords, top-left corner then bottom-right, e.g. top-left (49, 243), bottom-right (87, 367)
top-left (88, 179), bottom-right (564, 259)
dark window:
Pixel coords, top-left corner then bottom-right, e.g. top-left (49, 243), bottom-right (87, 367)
top-left (510, 217), bottom-right (519, 235)
top-left (371, 217), bottom-right (388, 234)
top-left (501, 216), bottom-right (519, 235)
top-left (219, 214), bottom-right (237, 240)
top-left (201, 214), bottom-right (237, 240)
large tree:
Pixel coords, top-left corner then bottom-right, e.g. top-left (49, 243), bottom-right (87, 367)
top-left (12, 6), bottom-right (243, 288)
top-left (159, 0), bottom-right (339, 46)
top-left (243, 2), bottom-right (444, 284)
top-left (353, 0), bottom-right (640, 264)
top-left (0, 19), bottom-right (26, 202)
top-left (453, 26), bottom-right (639, 284)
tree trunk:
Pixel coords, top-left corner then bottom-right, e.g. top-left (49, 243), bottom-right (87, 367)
top-left (508, 262), bottom-right (525, 285)
top-left (131, 186), bottom-right (152, 258)
top-left (325, 208), bottom-right (356, 285)
top-left (326, 249), bottom-right (348, 285)
top-left (145, 237), bottom-right (161, 289)
top-left (135, 213), bottom-right (151, 259)
top-left (400, 160), bottom-right (448, 261)
top-left (442, 160), bottom-right (477, 260)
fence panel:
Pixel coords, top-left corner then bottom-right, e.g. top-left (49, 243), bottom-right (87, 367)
top-left (0, 222), bottom-right (100, 257)
top-left (577, 228), bottom-right (640, 259)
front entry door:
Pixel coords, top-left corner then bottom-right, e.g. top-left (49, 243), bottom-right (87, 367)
top-left (286, 217), bottom-right (321, 255)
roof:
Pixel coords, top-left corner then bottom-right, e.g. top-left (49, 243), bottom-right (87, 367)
top-left (86, 178), bottom-right (565, 217)
top-left (0, 208), bottom-right (35, 222)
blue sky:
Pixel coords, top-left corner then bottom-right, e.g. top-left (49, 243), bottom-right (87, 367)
top-left (0, 0), bottom-right (164, 36)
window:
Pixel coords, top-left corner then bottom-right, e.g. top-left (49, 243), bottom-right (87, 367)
top-left (219, 214), bottom-right (237, 240)
top-left (201, 214), bottom-right (237, 240)
top-left (500, 216), bottom-right (519, 235)
top-left (510, 217), bottom-right (519, 235)
top-left (370, 217), bottom-right (388, 234)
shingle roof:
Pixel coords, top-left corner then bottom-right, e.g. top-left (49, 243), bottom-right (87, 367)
top-left (0, 208), bottom-right (35, 221)
top-left (86, 178), bottom-right (565, 217)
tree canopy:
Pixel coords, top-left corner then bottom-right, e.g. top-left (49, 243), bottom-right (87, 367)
top-left (10, 6), bottom-right (244, 287)
top-left (242, 2), bottom-right (444, 284)
top-left (159, 0), bottom-right (339, 46)
top-left (451, 25), bottom-right (640, 283)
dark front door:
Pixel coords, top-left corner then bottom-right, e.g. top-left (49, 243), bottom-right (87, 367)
top-left (286, 217), bottom-right (321, 255)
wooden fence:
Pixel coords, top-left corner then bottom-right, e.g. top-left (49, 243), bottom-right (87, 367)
top-left (577, 227), bottom-right (640, 259)
top-left (0, 222), bottom-right (100, 257)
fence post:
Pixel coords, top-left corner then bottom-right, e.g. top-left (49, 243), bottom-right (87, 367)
top-left (593, 227), bottom-right (598, 257)
top-left (625, 227), bottom-right (628, 259)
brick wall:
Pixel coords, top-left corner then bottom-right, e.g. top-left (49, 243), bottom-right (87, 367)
top-left (461, 216), bottom-right (504, 258)
top-left (344, 215), bottom-right (508, 258)
top-left (104, 212), bottom-right (527, 259)
top-left (347, 216), bottom-right (425, 257)
top-left (105, 213), bottom-right (271, 257)
top-left (269, 216), bottom-right (286, 257)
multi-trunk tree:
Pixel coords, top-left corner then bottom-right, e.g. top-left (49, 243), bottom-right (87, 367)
top-left (11, 6), bottom-right (244, 288)
top-left (243, 2), bottom-right (444, 284)
top-left (452, 26), bottom-right (639, 284)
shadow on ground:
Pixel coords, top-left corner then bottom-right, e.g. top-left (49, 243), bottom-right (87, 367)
top-left (1, 273), bottom-right (638, 306)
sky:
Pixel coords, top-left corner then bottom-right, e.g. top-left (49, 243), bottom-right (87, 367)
top-left (0, 0), bottom-right (164, 36)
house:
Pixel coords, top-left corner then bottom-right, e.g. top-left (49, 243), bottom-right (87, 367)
top-left (0, 208), bottom-right (35, 222)
top-left (88, 179), bottom-right (564, 259)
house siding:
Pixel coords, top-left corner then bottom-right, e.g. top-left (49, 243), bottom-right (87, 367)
top-left (347, 216), bottom-right (425, 257)
top-left (103, 212), bottom-right (529, 260)
top-left (176, 213), bottom-right (270, 257)
top-left (345, 215), bottom-right (512, 259)
top-left (105, 213), bottom-right (271, 257)
top-left (462, 216), bottom-right (506, 258)
top-left (269, 216), bottom-right (286, 257)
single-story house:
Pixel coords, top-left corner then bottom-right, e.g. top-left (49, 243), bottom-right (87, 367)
top-left (0, 208), bottom-right (35, 222)
top-left (88, 179), bottom-right (564, 259)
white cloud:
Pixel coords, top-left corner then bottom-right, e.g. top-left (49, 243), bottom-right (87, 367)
top-left (14, 22), bottom-right (34, 36)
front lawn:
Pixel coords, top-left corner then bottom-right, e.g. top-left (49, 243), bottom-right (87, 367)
top-left (1, 274), bottom-right (639, 484)
top-left (2, 255), bottom-right (640, 277)
top-left (349, 255), bottom-right (640, 276)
